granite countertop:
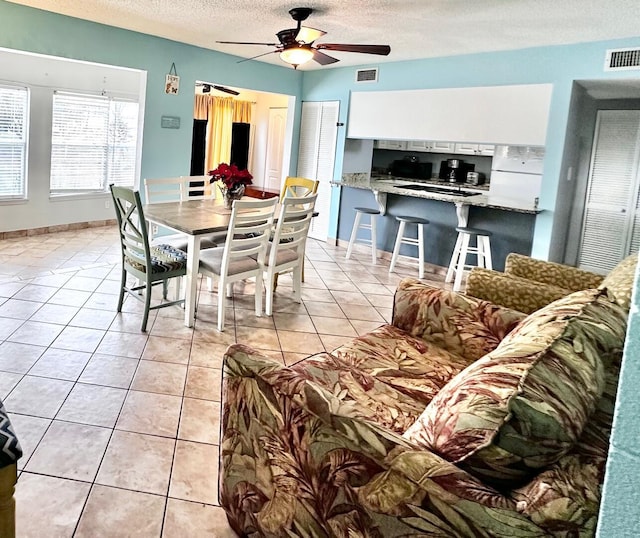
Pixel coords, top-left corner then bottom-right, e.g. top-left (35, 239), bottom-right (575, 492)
top-left (336, 173), bottom-right (541, 214)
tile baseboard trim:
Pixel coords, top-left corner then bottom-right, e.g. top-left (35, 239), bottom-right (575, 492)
top-left (1, 219), bottom-right (117, 239)
top-left (335, 238), bottom-right (447, 276)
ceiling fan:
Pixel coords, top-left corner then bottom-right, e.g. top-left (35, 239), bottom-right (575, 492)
top-left (216, 7), bottom-right (391, 69)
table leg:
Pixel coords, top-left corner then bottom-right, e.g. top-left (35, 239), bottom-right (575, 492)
top-left (184, 235), bottom-right (201, 327)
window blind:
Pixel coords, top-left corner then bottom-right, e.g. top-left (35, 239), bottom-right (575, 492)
top-left (51, 92), bottom-right (138, 193)
top-left (0, 85), bottom-right (28, 199)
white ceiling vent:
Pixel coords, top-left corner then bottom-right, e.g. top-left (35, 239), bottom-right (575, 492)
top-left (355, 68), bottom-right (378, 83)
top-left (604, 48), bottom-right (640, 71)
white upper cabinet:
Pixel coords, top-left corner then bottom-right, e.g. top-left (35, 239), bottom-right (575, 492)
top-left (375, 140), bottom-right (407, 150)
top-left (405, 140), bottom-right (430, 151)
top-left (430, 141), bottom-right (456, 153)
top-left (454, 143), bottom-right (495, 156)
top-left (384, 140), bottom-right (494, 155)
top-left (406, 140), bottom-right (454, 152)
top-left (348, 84), bottom-right (553, 146)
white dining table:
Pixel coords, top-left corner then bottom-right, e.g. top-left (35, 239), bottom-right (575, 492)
top-left (143, 198), bottom-right (237, 327)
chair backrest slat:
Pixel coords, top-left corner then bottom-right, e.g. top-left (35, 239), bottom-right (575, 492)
top-left (143, 177), bottom-right (183, 204)
top-left (270, 194), bottom-right (318, 266)
top-left (181, 175), bottom-right (219, 201)
top-left (279, 176), bottom-right (319, 202)
top-left (222, 197), bottom-right (278, 271)
top-left (111, 185), bottom-right (152, 274)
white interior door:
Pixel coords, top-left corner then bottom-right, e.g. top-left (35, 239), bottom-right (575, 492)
top-left (264, 107), bottom-right (287, 191)
top-left (578, 110), bottom-right (640, 273)
top-left (297, 101), bottom-right (339, 242)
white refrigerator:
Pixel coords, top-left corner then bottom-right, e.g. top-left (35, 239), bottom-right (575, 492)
top-left (489, 146), bottom-right (545, 204)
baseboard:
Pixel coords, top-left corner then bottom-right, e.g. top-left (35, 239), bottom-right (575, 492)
top-left (0, 219), bottom-right (117, 240)
top-left (335, 238), bottom-right (448, 276)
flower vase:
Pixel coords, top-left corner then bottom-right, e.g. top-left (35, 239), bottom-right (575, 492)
top-left (222, 184), bottom-right (245, 209)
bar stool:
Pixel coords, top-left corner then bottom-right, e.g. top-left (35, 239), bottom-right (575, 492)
top-left (446, 226), bottom-right (493, 292)
top-left (389, 215), bottom-right (429, 279)
top-left (345, 207), bottom-right (380, 264)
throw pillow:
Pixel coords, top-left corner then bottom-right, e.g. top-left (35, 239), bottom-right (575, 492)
top-left (403, 288), bottom-right (627, 488)
top-left (600, 252), bottom-right (638, 310)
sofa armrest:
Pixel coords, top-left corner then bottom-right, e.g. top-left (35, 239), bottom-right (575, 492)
top-left (392, 278), bottom-right (525, 362)
top-left (466, 267), bottom-right (573, 314)
top-left (220, 344), bottom-right (545, 537)
top-left (505, 253), bottom-right (604, 291)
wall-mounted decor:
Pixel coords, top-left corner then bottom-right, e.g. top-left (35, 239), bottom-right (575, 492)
top-left (161, 115), bottom-right (180, 129)
top-left (165, 62), bottom-right (179, 94)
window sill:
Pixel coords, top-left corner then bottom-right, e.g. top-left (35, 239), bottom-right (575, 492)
top-left (0, 198), bottom-right (28, 205)
top-left (49, 192), bottom-right (112, 202)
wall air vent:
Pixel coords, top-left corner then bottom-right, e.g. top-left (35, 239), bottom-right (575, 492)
top-left (355, 68), bottom-right (378, 83)
top-left (605, 48), bottom-right (640, 71)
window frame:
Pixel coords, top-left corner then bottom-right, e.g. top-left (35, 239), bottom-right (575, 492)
top-left (49, 90), bottom-right (140, 196)
top-left (0, 84), bottom-right (30, 201)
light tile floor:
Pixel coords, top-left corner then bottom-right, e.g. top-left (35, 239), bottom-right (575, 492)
top-left (0, 225), bottom-right (448, 537)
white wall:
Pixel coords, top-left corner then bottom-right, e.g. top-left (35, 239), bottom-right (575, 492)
top-left (0, 47), bottom-right (145, 232)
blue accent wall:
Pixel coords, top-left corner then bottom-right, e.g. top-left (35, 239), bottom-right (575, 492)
top-left (300, 38), bottom-right (640, 262)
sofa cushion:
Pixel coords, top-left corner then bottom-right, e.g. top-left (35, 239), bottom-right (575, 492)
top-left (599, 252), bottom-right (638, 310)
top-left (403, 288), bottom-right (627, 487)
top-left (505, 253), bottom-right (604, 291)
top-left (291, 324), bottom-right (476, 434)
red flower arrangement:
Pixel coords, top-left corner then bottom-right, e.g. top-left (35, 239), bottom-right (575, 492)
top-left (208, 163), bottom-right (253, 191)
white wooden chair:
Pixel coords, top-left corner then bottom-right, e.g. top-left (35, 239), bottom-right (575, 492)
top-left (143, 176), bottom-right (221, 250)
top-left (180, 175), bottom-right (228, 245)
top-left (198, 197), bottom-right (278, 331)
top-left (180, 175), bottom-right (218, 201)
top-left (263, 193), bottom-right (317, 316)
top-left (143, 176), bottom-right (184, 204)
top-left (143, 177), bottom-right (186, 245)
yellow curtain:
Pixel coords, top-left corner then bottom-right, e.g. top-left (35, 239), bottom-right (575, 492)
top-left (195, 95), bottom-right (253, 173)
top-left (233, 100), bottom-right (252, 123)
top-left (205, 97), bottom-right (234, 173)
top-left (193, 94), bottom-right (209, 120)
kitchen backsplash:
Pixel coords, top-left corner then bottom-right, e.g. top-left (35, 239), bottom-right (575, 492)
top-left (372, 148), bottom-right (493, 180)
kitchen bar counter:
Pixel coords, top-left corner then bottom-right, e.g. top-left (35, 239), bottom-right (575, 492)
top-left (336, 173), bottom-right (540, 219)
top-left (335, 174), bottom-right (538, 271)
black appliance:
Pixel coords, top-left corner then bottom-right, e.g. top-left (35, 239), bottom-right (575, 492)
top-left (438, 159), bottom-right (475, 183)
top-left (389, 159), bottom-right (432, 180)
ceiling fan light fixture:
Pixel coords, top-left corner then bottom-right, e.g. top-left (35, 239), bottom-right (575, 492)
top-left (295, 26), bottom-right (325, 44)
top-left (280, 45), bottom-right (314, 67)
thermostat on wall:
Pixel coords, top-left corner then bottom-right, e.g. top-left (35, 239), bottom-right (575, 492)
top-left (161, 115), bottom-right (180, 129)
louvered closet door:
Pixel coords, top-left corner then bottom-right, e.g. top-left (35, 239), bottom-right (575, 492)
top-left (297, 101), bottom-right (339, 242)
top-left (578, 110), bottom-right (640, 273)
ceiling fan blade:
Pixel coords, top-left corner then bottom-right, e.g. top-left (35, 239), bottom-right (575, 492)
top-left (237, 50), bottom-right (279, 64)
top-left (295, 26), bottom-right (326, 44)
top-left (312, 50), bottom-right (340, 65)
top-left (316, 44), bottom-right (391, 56)
top-left (217, 40), bottom-right (277, 46)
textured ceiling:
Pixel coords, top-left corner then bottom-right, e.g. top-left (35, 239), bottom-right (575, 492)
top-left (7, 0), bottom-right (640, 70)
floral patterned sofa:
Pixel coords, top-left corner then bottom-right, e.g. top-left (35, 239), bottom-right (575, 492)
top-left (465, 252), bottom-right (637, 314)
top-left (219, 268), bottom-right (634, 537)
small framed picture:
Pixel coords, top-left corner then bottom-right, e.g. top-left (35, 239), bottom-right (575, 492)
top-left (165, 74), bottom-right (180, 95)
